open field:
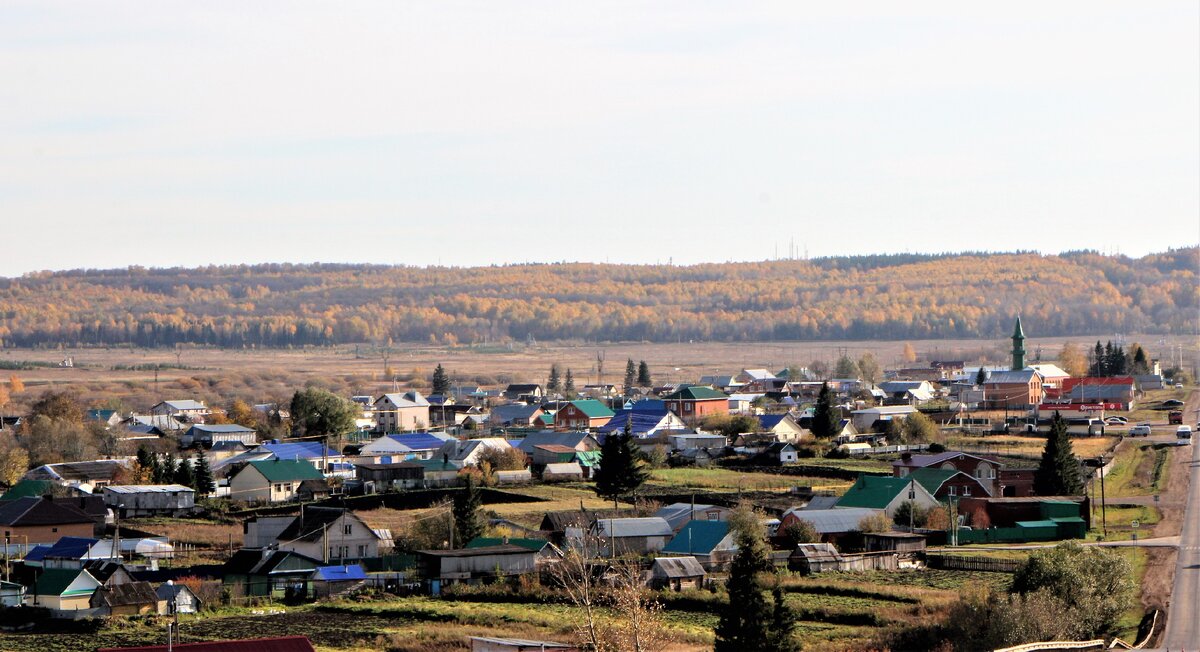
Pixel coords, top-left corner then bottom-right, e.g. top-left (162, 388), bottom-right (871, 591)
top-left (1103, 441), bottom-right (1171, 497)
top-left (945, 433), bottom-right (1118, 460)
top-left (648, 468), bottom-right (851, 493)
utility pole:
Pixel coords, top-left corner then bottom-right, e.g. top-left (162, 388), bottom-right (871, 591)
top-left (1099, 455), bottom-right (1108, 537)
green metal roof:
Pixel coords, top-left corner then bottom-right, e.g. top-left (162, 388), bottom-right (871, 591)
top-left (575, 451), bottom-right (601, 466)
top-left (0, 479), bottom-right (53, 501)
top-left (835, 475), bottom-right (914, 510)
top-left (246, 459), bottom-right (323, 482)
top-left (907, 468), bottom-right (958, 495)
top-left (1015, 519), bottom-right (1058, 528)
top-left (570, 399), bottom-right (615, 419)
top-left (664, 386), bottom-right (727, 400)
top-left (465, 537), bottom-right (549, 552)
top-left (34, 569), bottom-right (92, 596)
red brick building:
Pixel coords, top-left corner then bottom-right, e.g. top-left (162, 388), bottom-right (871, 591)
top-left (662, 386), bottom-right (729, 423)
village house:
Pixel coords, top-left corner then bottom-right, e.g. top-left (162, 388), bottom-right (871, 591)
top-left (28, 567), bottom-right (101, 612)
top-left (983, 370), bottom-right (1044, 410)
top-left (150, 400), bottom-right (211, 422)
top-left (1028, 364), bottom-right (1071, 389)
top-left (653, 503), bottom-right (730, 533)
top-left (488, 404), bottom-right (545, 428)
top-left (0, 496), bottom-right (97, 545)
top-left (592, 517), bottom-right (673, 556)
top-left (778, 508), bottom-right (885, 545)
top-left (184, 423), bottom-right (258, 448)
top-left (437, 437), bottom-right (516, 469)
top-left (23, 460), bottom-right (129, 491)
top-left (663, 386), bottom-right (730, 423)
top-left (599, 407), bottom-right (687, 439)
top-left (554, 400), bottom-right (615, 430)
top-left (257, 441), bottom-right (344, 473)
top-left (245, 507), bottom-right (383, 561)
top-left (891, 451), bottom-right (1027, 497)
top-left (756, 413), bottom-right (807, 442)
top-left (835, 475), bottom-right (939, 518)
top-left (906, 468), bottom-right (991, 500)
top-left (102, 485), bottom-right (195, 518)
top-left (229, 459), bottom-right (326, 503)
top-left (417, 544), bottom-right (538, 594)
top-left (357, 432), bottom-right (456, 463)
top-left (355, 461), bottom-right (425, 490)
top-left (221, 548), bottom-right (323, 598)
top-left (876, 380), bottom-right (937, 405)
top-left (309, 564), bottom-right (368, 598)
top-left (1057, 376), bottom-right (1138, 410)
top-left (374, 392), bottom-right (432, 432)
top-left (503, 384), bottom-right (544, 402)
top-left (850, 405), bottom-right (917, 432)
top-left (660, 520), bottom-right (737, 569)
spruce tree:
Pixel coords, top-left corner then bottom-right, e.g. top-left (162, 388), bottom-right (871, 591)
top-left (453, 474), bottom-right (484, 547)
top-left (431, 363), bottom-right (450, 395)
top-left (1091, 341), bottom-right (1106, 376)
top-left (594, 419), bottom-right (648, 505)
top-left (156, 453), bottom-right (176, 484)
top-left (975, 366), bottom-right (988, 386)
top-left (564, 369), bottom-right (576, 399)
top-left (547, 364), bottom-right (561, 394)
top-left (173, 456), bottom-right (195, 487)
top-left (623, 358), bottom-right (637, 397)
top-left (767, 583), bottom-right (801, 652)
top-left (136, 447), bottom-right (155, 480)
top-left (637, 360), bottom-right (652, 387)
top-left (714, 510), bottom-right (773, 651)
top-left (1131, 346), bottom-right (1149, 375)
top-left (193, 451), bottom-right (216, 496)
top-left (811, 382), bottom-right (839, 439)
top-left (1034, 412), bottom-right (1083, 496)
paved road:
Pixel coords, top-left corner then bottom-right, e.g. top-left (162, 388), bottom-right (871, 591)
top-left (1161, 392), bottom-right (1200, 651)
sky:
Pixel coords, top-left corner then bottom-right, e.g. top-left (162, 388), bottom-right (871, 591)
top-left (2, 1), bottom-right (1197, 276)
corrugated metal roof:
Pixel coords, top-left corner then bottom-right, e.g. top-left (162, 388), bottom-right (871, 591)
top-left (104, 485), bottom-right (194, 494)
top-left (661, 521), bottom-right (733, 555)
top-left (594, 517), bottom-right (672, 538)
top-left (652, 556), bottom-right (705, 578)
top-left (783, 508), bottom-right (885, 534)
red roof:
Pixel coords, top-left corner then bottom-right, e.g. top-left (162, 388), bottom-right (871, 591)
top-left (97, 637), bottom-right (316, 652)
top-left (1060, 377), bottom-right (1135, 391)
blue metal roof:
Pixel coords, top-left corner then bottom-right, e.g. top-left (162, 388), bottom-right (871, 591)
top-left (386, 432), bottom-right (450, 451)
top-left (313, 564), bottom-right (367, 581)
top-left (261, 441), bottom-right (338, 460)
top-left (758, 414), bottom-right (786, 429)
top-left (23, 545), bottom-right (51, 562)
top-left (598, 410), bottom-right (670, 438)
top-left (43, 536), bottom-right (100, 560)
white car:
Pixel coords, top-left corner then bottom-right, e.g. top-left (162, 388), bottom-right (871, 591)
top-left (1177, 425), bottom-right (1193, 440)
top-left (1129, 424), bottom-right (1152, 437)
top-left (1104, 416), bottom-right (1128, 426)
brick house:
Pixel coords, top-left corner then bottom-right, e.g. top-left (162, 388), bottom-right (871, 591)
top-left (662, 386), bottom-right (729, 423)
top-left (554, 400), bottom-right (615, 430)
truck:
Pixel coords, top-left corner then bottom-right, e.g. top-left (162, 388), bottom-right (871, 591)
top-left (1169, 410), bottom-right (1184, 425)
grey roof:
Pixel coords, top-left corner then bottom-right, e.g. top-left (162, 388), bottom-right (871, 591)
top-left (651, 556), bottom-right (706, 578)
top-left (790, 542), bottom-right (844, 562)
top-left (103, 485), bottom-right (194, 494)
top-left (987, 370), bottom-right (1038, 384)
top-left (782, 508), bottom-right (885, 534)
top-left (515, 431), bottom-right (597, 453)
top-left (378, 393), bottom-right (430, 409)
top-left (594, 517), bottom-right (672, 538)
top-left (159, 400), bottom-right (208, 411)
top-left (653, 503), bottom-right (727, 531)
top-left (802, 496), bottom-right (840, 511)
top-left (491, 404), bottom-right (542, 422)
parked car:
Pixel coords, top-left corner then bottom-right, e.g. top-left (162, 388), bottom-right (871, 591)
top-left (1104, 416), bottom-right (1128, 426)
top-left (1163, 399), bottom-right (1185, 408)
top-left (1177, 425), bottom-right (1193, 440)
top-left (1129, 424), bottom-right (1152, 437)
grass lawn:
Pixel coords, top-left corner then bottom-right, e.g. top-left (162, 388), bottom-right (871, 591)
top-left (1084, 504), bottom-right (1161, 542)
top-left (785, 457), bottom-right (894, 474)
top-left (1114, 547), bottom-right (1149, 642)
top-left (1101, 442), bottom-right (1159, 497)
top-left (648, 468), bottom-right (851, 493)
top-left (1125, 387), bottom-right (1190, 423)
top-left (945, 434), bottom-right (1117, 460)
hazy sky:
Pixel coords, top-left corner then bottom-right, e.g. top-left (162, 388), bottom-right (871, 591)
top-left (3, 2), bottom-right (1197, 276)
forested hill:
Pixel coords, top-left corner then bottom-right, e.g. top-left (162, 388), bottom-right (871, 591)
top-left (0, 249), bottom-right (1195, 347)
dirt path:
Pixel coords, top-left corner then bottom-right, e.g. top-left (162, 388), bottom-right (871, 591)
top-left (1143, 389), bottom-right (1197, 615)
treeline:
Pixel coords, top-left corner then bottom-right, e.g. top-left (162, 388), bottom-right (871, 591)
top-left (0, 249), bottom-right (1194, 348)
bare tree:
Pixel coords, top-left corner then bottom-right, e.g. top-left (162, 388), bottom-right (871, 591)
top-left (610, 559), bottom-right (672, 652)
top-left (551, 533), bottom-right (614, 652)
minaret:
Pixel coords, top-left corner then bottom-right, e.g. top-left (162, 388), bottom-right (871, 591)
top-left (1011, 316), bottom-right (1026, 370)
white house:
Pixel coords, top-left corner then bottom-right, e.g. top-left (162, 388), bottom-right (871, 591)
top-left (374, 392), bottom-right (432, 433)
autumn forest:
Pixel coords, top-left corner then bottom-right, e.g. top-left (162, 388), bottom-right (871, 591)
top-left (1, 249), bottom-right (1195, 348)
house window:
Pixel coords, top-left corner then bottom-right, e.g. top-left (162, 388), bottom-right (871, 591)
top-left (684, 403), bottom-right (692, 412)
top-left (52, 527), bottom-right (58, 533)
top-left (273, 483), bottom-right (282, 492)
top-left (357, 545), bottom-right (367, 557)
top-left (989, 468), bottom-right (996, 479)
top-left (948, 486), bottom-right (956, 496)
top-left (963, 487), bottom-right (972, 496)
top-left (344, 524), bottom-right (353, 535)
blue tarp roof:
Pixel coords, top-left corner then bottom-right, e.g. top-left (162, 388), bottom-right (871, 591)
top-left (313, 564), bottom-right (367, 581)
top-left (261, 441), bottom-right (339, 460)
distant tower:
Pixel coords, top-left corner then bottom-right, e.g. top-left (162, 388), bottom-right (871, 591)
top-left (1011, 316), bottom-right (1026, 371)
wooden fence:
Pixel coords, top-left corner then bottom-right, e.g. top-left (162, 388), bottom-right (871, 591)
top-left (924, 553), bottom-right (1021, 573)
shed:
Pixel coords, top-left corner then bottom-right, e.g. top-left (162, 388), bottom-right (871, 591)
top-left (862, 532), bottom-right (926, 554)
top-left (90, 581), bottom-right (163, 616)
top-left (660, 520), bottom-right (737, 568)
top-left (788, 543), bottom-right (845, 574)
top-left (156, 581), bottom-right (202, 614)
top-left (102, 485), bottom-right (196, 517)
top-left (592, 517), bottom-right (673, 555)
top-left (542, 462), bottom-right (584, 481)
top-left (648, 556), bottom-right (706, 591)
top-left (417, 545), bottom-right (538, 593)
